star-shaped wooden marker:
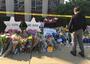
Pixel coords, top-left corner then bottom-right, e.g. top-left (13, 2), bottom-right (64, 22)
top-left (26, 17), bottom-right (43, 32)
top-left (4, 16), bottom-right (21, 32)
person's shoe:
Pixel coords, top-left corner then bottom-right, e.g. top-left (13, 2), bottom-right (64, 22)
top-left (70, 51), bottom-right (76, 56)
top-left (78, 52), bottom-right (85, 58)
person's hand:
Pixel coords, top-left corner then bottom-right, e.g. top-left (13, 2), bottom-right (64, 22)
top-left (72, 32), bottom-right (76, 35)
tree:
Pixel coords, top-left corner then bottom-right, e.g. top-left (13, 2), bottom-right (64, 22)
top-left (57, 0), bottom-right (90, 15)
top-left (56, 0), bottom-right (90, 25)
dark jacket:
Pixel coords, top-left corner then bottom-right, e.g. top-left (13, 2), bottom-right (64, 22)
top-left (68, 13), bottom-right (87, 33)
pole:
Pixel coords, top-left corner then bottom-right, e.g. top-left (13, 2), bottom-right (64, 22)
top-left (28, 39), bottom-right (34, 64)
top-left (29, 48), bottom-right (33, 64)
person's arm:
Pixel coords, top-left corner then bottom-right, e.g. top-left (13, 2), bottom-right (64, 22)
top-left (68, 15), bottom-right (74, 33)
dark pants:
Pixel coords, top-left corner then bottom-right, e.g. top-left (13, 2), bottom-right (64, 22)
top-left (71, 29), bottom-right (84, 54)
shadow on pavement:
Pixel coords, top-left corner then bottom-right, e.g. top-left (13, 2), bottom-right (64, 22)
top-left (86, 56), bottom-right (90, 60)
top-left (3, 47), bottom-right (90, 64)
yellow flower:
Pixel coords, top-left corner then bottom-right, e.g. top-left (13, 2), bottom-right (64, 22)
top-left (28, 35), bottom-right (32, 40)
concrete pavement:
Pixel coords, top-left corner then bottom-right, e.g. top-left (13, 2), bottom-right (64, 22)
top-left (0, 45), bottom-right (90, 64)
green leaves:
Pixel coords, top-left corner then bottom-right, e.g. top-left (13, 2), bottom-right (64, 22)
top-left (56, 0), bottom-right (90, 25)
top-left (0, 21), bottom-right (6, 32)
top-left (0, 34), bottom-right (7, 43)
top-left (19, 21), bottom-right (27, 31)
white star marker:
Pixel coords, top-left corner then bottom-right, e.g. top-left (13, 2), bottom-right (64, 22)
top-left (4, 16), bottom-right (21, 32)
top-left (26, 17), bottom-right (42, 32)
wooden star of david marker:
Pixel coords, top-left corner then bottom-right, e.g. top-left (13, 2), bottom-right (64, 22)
top-left (26, 17), bottom-right (42, 32)
top-left (4, 16), bottom-right (21, 32)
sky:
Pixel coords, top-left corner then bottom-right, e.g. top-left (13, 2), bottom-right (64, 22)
top-left (64, 0), bottom-right (69, 4)
top-left (65, 0), bottom-right (69, 2)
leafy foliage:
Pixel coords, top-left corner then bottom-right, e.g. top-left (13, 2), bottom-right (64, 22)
top-left (56, 0), bottom-right (90, 25)
top-left (0, 21), bottom-right (6, 32)
top-left (19, 21), bottom-right (27, 31)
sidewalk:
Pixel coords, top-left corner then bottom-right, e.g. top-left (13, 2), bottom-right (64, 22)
top-left (0, 46), bottom-right (90, 64)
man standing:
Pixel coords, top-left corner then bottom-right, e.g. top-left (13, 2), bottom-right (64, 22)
top-left (68, 6), bottom-right (87, 57)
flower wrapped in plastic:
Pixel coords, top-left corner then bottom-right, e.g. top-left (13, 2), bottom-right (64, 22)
top-left (26, 29), bottom-right (37, 36)
top-left (11, 34), bottom-right (20, 40)
top-left (0, 34), bottom-right (8, 53)
top-left (26, 35), bottom-right (32, 47)
top-left (27, 35), bottom-right (32, 40)
top-left (0, 34), bottom-right (8, 44)
top-left (10, 33), bottom-right (25, 44)
top-left (19, 37), bottom-right (27, 44)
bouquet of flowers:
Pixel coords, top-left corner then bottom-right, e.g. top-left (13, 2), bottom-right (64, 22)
top-left (26, 29), bottom-right (37, 36)
top-left (0, 34), bottom-right (8, 44)
top-left (27, 35), bottom-right (32, 40)
top-left (19, 37), bottom-right (27, 44)
top-left (0, 34), bottom-right (8, 53)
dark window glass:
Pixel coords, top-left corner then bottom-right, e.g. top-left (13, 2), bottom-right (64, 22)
top-left (0, 0), bottom-right (6, 11)
top-left (32, 0), bottom-right (42, 13)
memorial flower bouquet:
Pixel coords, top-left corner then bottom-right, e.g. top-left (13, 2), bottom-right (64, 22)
top-left (0, 34), bottom-right (8, 44)
top-left (19, 37), bottom-right (27, 44)
top-left (26, 29), bottom-right (37, 36)
top-left (0, 34), bottom-right (8, 52)
top-left (22, 34), bottom-right (32, 43)
top-left (10, 33), bottom-right (25, 44)
top-left (27, 35), bottom-right (32, 40)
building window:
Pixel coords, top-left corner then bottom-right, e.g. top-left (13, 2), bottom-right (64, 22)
top-left (48, 0), bottom-right (60, 13)
top-left (14, 0), bottom-right (24, 12)
top-left (0, 0), bottom-right (6, 11)
top-left (14, 0), bottom-right (25, 21)
top-left (31, 0), bottom-right (42, 13)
